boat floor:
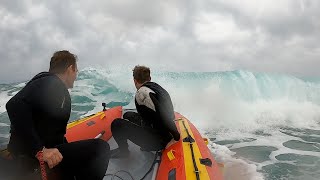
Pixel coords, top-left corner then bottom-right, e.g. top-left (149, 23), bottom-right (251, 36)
top-left (104, 137), bottom-right (158, 180)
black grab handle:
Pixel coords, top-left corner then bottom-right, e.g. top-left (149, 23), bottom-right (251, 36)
top-left (102, 103), bottom-right (106, 111)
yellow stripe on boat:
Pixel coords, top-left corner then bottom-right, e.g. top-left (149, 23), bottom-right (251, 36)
top-left (67, 112), bottom-right (104, 129)
top-left (178, 119), bottom-right (210, 180)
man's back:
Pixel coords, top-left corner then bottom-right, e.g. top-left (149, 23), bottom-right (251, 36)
top-left (6, 72), bottom-right (71, 156)
top-left (135, 81), bottom-right (180, 143)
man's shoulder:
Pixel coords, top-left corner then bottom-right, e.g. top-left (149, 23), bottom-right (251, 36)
top-left (143, 82), bottom-right (168, 92)
top-left (136, 86), bottom-right (155, 98)
top-left (27, 72), bottom-right (59, 86)
top-left (24, 73), bottom-right (64, 96)
top-left (135, 86), bottom-right (156, 110)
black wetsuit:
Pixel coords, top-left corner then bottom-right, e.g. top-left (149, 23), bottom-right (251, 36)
top-left (5, 72), bottom-right (110, 180)
top-left (111, 82), bottom-right (180, 152)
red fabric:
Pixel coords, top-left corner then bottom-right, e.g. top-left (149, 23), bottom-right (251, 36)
top-left (36, 151), bottom-right (47, 180)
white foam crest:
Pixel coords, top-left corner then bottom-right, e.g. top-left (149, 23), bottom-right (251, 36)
top-left (72, 69), bottom-right (135, 117)
top-left (72, 79), bottom-right (98, 101)
top-left (210, 143), bottom-right (265, 180)
top-left (15, 82), bottom-right (26, 88)
top-left (0, 123), bottom-right (9, 127)
top-left (80, 66), bottom-right (135, 92)
top-left (0, 82), bottom-right (25, 114)
top-left (0, 134), bottom-right (9, 138)
top-left (230, 70), bottom-right (320, 103)
top-left (0, 91), bottom-right (12, 114)
top-left (209, 127), bottom-right (320, 168)
top-left (168, 82), bottom-right (320, 131)
top-left (209, 129), bottom-right (320, 180)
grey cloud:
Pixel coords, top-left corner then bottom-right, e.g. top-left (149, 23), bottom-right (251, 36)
top-left (204, 1), bottom-right (320, 39)
top-left (0, 0), bottom-right (28, 15)
top-left (1, 0), bottom-right (320, 83)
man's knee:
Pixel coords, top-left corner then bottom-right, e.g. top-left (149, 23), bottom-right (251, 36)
top-left (93, 139), bottom-right (110, 153)
top-left (111, 118), bottom-right (125, 132)
top-left (123, 112), bottom-right (138, 119)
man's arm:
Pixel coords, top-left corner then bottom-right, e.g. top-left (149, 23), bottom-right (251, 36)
top-left (149, 93), bottom-right (180, 141)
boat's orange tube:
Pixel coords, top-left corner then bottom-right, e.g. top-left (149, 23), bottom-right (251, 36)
top-left (65, 106), bottom-right (122, 142)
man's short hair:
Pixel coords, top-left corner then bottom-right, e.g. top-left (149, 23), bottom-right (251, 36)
top-left (133, 65), bottom-right (151, 84)
top-left (49, 50), bottom-right (77, 74)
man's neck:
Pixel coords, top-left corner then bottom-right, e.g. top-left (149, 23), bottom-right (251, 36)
top-left (136, 81), bottom-right (150, 90)
top-left (56, 74), bottom-right (68, 88)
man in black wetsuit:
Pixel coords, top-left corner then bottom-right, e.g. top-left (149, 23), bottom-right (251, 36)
top-left (110, 65), bottom-right (180, 158)
top-left (5, 50), bottom-right (110, 180)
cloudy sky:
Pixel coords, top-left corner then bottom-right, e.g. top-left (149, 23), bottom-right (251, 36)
top-left (0, 0), bottom-right (319, 83)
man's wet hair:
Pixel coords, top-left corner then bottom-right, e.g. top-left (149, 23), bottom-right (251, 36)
top-left (49, 50), bottom-right (77, 74)
top-left (133, 65), bottom-right (151, 84)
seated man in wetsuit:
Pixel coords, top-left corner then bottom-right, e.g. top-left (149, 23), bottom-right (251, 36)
top-left (110, 65), bottom-right (180, 158)
top-left (5, 50), bottom-right (110, 180)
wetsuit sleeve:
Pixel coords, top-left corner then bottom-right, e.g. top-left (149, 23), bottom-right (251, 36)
top-left (149, 93), bottom-right (181, 141)
top-left (6, 95), bottom-right (44, 156)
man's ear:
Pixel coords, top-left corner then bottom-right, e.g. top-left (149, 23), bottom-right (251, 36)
top-left (67, 65), bottom-right (75, 73)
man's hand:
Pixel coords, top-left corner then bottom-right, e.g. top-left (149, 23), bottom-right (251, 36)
top-left (40, 148), bottom-right (63, 169)
top-left (166, 139), bottom-right (179, 148)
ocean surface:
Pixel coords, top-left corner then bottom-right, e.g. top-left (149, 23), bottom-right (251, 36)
top-left (1, 67), bottom-right (319, 180)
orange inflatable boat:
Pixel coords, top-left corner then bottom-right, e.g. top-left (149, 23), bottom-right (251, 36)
top-left (65, 105), bottom-right (223, 180)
